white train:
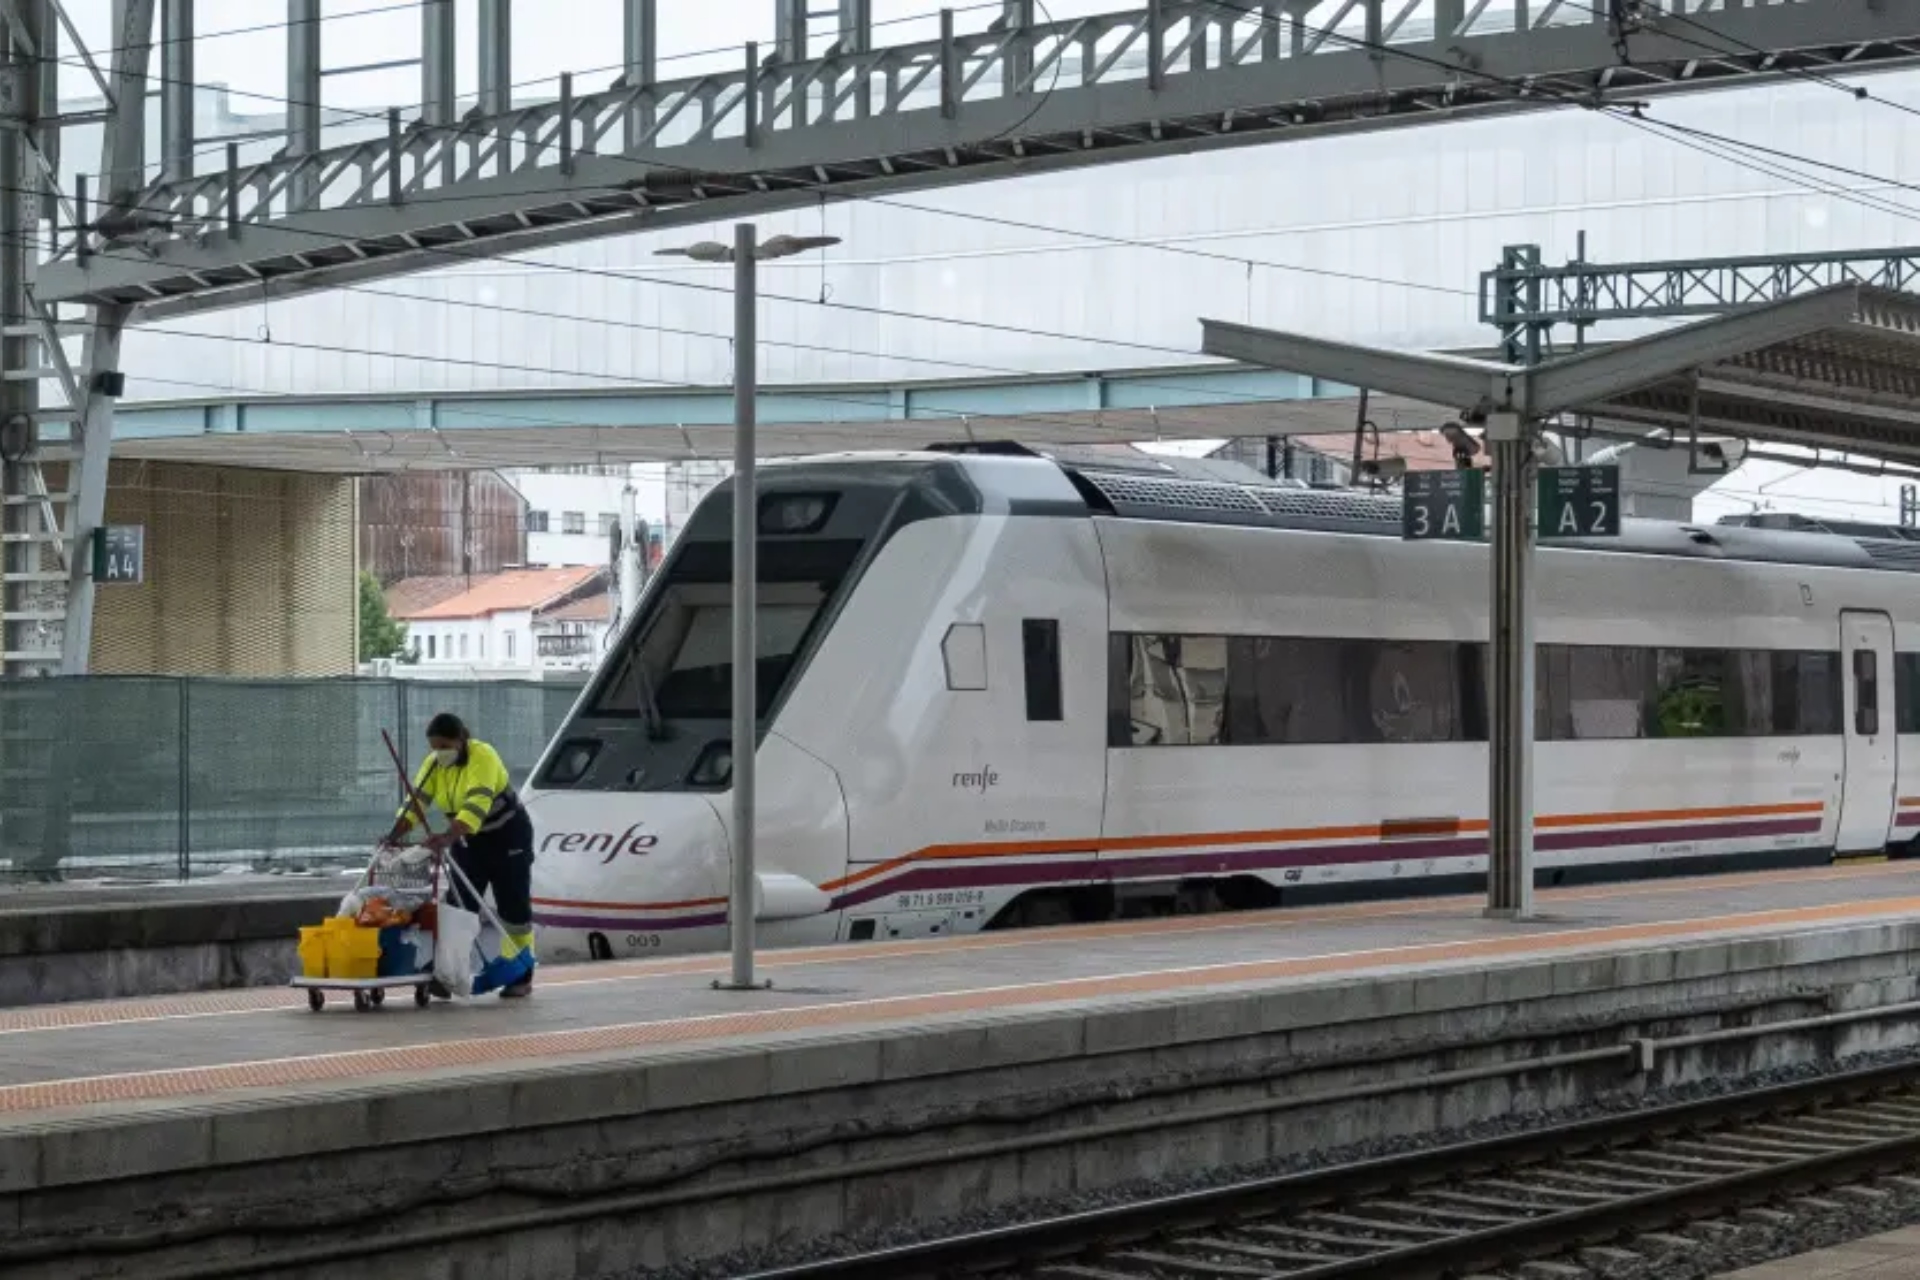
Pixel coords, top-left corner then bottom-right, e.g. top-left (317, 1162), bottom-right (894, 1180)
top-left (523, 448), bottom-right (1920, 962)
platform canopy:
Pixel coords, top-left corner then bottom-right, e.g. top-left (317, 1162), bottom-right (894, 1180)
top-left (1203, 283), bottom-right (1920, 465)
top-left (95, 381), bottom-right (1445, 473)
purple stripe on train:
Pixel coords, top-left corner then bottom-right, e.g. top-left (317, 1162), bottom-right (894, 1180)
top-left (533, 814), bottom-right (1824, 933)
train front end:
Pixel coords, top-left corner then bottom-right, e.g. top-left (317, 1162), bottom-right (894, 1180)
top-left (522, 455), bottom-right (974, 960)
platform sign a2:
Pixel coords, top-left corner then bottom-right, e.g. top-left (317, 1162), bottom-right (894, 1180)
top-left (1402, 469), bottom-right (1486, 541)
top-left (1538, 465), bottom-right (1622, 539)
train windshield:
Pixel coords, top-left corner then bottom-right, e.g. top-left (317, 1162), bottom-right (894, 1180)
top-left (590, 538), bottom-right (864, 725)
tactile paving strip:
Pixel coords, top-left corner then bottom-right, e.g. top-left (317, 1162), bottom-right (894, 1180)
top-left (4, 895), bottom-right (1919, 1115)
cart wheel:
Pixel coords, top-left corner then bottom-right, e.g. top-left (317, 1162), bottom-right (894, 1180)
top-left (370, 987), bottom-right (386, 1008)
top-left (353, 989), bottom-right (371, 1013)
top-left (414, 985), bottom-right (431, 1008)
top-left (307, 988), bottom-right (325, 1013)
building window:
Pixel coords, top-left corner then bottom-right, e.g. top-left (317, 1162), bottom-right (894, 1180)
top-left (562, 511), bottom-right (586, 535)
top-left (507, 632), bottom-right (516, 661)
top-left (427, 635), bottom-right (436, 660)
top-left (479, 634), bottom-right (487, 660)
top-left (459, 633), bottom-right (469, 659)
top-left (527, 510), bottom-right (550, 533)
top-left (598, 513), bottom-right (618, 538)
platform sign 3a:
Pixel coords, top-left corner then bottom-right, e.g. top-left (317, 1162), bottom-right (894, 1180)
top-left (1402, 469), bottom-right (1486, 541)
top-left (1538, 465), bottom-right (1622, 539)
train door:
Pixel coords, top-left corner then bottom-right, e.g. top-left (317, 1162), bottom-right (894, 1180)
top-left (1836, 609), bottom-right (1898, 854)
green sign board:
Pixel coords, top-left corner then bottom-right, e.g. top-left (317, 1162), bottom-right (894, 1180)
top-left (91, 525), bottom-right (144, 585)
top-left (1538, 464), bottom-right (1621, 539)
top-left (1402, 469), bottom-right (1486, 541)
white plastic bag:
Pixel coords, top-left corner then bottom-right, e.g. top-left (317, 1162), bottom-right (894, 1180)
top-left (434, 903), bottom-right (481, 996)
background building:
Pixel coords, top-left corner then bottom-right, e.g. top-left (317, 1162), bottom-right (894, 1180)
top-left (359, 471), bottom-right (527, 585)
top-left (386, 566), bottom-right (610, 681)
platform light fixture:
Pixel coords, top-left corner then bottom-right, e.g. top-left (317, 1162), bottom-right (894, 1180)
top-left (657, 225), bottom-right (840, 995)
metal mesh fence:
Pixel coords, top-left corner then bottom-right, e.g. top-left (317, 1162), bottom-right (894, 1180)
top-left (0, 677), bottom-right (583, 887)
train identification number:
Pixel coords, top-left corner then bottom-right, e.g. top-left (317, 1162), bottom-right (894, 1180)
top-left (624, 933), bottom-right (664, 949)
top-left (894, 890), bottom-right (986, 910)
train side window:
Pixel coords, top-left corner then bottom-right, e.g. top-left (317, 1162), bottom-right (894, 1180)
top-left (1854, 649), bottom-right (1880, 736)
top-left (1023, 619), bottom-right (1063, 722)
top-left (942, 623), bottom-right (988, 691)
top-left (1896, 653), bottom-right (1920, 735)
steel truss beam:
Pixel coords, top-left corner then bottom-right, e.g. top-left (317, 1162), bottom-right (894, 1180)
top-left (41, 0), bottom-right (1920, 317)
top-left (1484, 243), bottom-right (1920, 327)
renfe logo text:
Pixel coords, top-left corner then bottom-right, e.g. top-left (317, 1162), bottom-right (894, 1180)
top-left (952, 767), bottom-right (999, 793)
top-left (543, 825), bottom-right (661, 864)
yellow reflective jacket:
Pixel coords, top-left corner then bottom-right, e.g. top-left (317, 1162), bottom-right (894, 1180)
top-left (395, 739), bottom-right (518, 836)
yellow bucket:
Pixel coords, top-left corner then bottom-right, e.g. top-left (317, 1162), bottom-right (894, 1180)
top-left (324, 924), bottom-right (382, 981)
top-left (297, 926), bottom-right (329, 979)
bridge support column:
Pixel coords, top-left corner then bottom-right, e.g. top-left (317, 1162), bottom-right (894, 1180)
top-left (160, 0), bottom-right (192, 181)
top-left (624, 0), bottom-right (655, 148)
top-left (479, 0), bottom-right (510, 173)
top-left (422, 0), bottom-right (454, 181)
top-left (286, 0), bottom-right (319, 207)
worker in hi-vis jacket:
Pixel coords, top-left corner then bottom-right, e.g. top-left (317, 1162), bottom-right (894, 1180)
top-left (383, 711), bottom-right (536, 999)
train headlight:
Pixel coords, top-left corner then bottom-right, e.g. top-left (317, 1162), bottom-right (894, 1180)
top-left (688, 740), bottom-right (733, 788)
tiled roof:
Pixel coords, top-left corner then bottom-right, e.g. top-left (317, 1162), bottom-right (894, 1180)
top-left (383, 575), bottom-right (471, 617)
top-left (397, 566), bottom-right (603, 620)
top-left (538, 590), bottom-right (613, 623)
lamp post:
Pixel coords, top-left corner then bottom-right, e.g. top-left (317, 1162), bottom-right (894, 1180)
top-left (656, 224), bottom-right (839, 992)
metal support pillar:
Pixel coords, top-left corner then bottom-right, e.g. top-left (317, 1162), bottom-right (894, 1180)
top-left (1485, 415), bottom-right (1537, 919)
top-left (623, 0), bottom-right (656, 149)
top-left (724, 222), bottom-right (763, 991)
top-left (839, 0), bottom-right (872, 118)
top-left (60, 307), bottom-right (127, 674)
top-left (478, 0), bottom-right (510, 172)
top-left (1003, 0), bottom-right (1034, 95)
top-left (774, 0), bottom-right (808, 60)
top-left (1, 0), bottom-right (46, 680)
top-left (1485, 240), bottom-right (1546, 921)
top-left (102, 0), bottom-right (154, 214)
top-left (421, 0), bottom-right (454, 180)
top-left (286, 0), bottom-right (319, 207)
top-left (160, 0), bottom-right (192, 182)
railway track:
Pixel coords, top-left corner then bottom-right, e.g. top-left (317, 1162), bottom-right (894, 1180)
top-left (742, 1058), bottom-right (1920, 1280)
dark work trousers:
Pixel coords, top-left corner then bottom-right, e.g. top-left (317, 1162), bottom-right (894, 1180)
top-left (449, 808), bottom-right (535, 932)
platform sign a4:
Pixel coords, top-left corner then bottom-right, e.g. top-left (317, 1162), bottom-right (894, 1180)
top-left (1402, 469), bottom-right (1486, 541)
top-left (1537, 465), bottom-right (1622, 539)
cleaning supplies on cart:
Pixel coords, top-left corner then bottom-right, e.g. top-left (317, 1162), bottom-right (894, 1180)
top-left (298, 926), bottom-right (329, 979)
top-left (322, 917), bottom-right (382, 980)
top-left (433, 902), bottom-right (482, 994)
top-left (376, 925), bottom-right (431, 977)
top-left (338, 886), bottom-right (431, 924)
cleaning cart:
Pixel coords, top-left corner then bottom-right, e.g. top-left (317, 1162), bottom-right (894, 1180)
top-left (292, 843), bottom-right (442, 1012)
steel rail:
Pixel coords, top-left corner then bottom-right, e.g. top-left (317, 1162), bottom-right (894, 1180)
top-left (740, 1055), bottom-right (1920, 1279)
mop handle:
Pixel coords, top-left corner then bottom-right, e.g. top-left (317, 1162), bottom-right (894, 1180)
top-left (381, 729), bottom-right (439, 836)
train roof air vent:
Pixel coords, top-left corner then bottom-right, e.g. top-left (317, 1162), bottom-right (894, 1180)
top-left (1079, 472), bottom-right (1268, 516)
top-left (1855, 538), bottom-right (1920, 571)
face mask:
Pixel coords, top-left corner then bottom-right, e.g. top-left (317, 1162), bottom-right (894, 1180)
top-left (432, 748), bottom-right (460, 768)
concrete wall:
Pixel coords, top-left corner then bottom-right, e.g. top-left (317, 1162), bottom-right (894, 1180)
top-left (10, 920), bottom-right (1920, 1278)
top-left (43, 461), bottom-right (359, 676)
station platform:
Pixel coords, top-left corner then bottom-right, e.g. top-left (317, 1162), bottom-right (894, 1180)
top-left (0, 876), bottom-right (344, 1006)
top-left (9, 861), bottom-right (1920, 1279)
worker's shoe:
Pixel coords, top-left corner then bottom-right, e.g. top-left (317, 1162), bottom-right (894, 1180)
top-left (499, 973), bottom-right (533, 999)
